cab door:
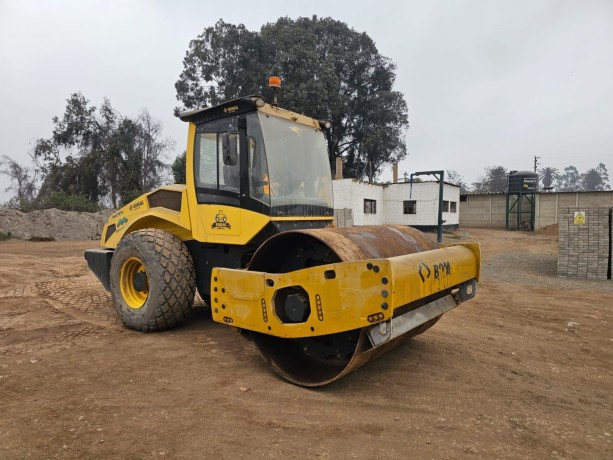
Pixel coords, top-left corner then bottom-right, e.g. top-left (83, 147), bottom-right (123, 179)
top-left (189, 115), bottom-right (270, 245)
top-left (192, 116), bottom-right (242, 242)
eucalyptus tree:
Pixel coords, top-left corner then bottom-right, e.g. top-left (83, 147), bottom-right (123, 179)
top-left (32, 93), bottom-right (170, 207)
top-left (471, 166), bottom-right (508, 193)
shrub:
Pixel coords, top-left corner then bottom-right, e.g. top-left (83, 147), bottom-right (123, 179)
top-left (120, 190), bottom-right (144, 207)
top-left (38, 192), bottom-right (100, 212)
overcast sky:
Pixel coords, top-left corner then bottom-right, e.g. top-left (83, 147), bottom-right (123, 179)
top-left (1, 0), bottom-right (612, 202)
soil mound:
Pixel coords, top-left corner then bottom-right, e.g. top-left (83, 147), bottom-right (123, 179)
top-left (0, 208), bottom-right (113, 241)
top-left (537, 223), bottom-right (559, 236)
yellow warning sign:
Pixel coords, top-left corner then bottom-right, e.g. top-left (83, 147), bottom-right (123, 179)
top-left (573, 211), bottom-right (586, 225)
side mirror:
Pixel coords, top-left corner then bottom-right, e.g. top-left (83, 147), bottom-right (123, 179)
top-left (222, 132), bottom-right (239, 166)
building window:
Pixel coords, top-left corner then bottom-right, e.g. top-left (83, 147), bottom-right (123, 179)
top-left (442, 200), bottom-right (450, 212)
top-left (450, 201), bottom-right (457, 213)
top-left (364, 199), bottom-right (376, 214)
top-left (403, 200), bottom-right (417, 214)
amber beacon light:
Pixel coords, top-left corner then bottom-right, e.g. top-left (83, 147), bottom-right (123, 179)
top-left (268, 76), bottom-right (282, 88)
top-left (269, 76), bottom-right (282, 105)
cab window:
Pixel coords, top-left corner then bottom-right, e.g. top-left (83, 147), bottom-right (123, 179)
top-left (247, 117), bottom-right (271, 205)
top-left (194, 131), bottom-right (240, 193)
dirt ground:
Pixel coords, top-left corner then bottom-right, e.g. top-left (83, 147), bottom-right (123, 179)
top-left (0, 229), bottom-right (611, 459)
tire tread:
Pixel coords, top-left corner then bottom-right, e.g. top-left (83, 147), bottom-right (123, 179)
top-left (110, 229), bottom-right (196, 332)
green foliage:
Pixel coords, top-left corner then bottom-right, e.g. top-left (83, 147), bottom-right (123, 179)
top-left (119, 190), bottom-right (144, 207)
top-left (556, 165), bottom-right (580, 191)
top-left (446, 170), bottom-right (469, 194)
top-left (171, 151), bottom-right (187, 184)
top-left (588, 163), bottom-right (611, 191)
top-left (469, 163), bottom-right (611, 193)
top-left (1, 197), bottom-right (37, 212)
top-left (596, 163), bottom-right (610, 184)
top-left (471, 166), bottom-right (508, 193)
top-left (37, 192), bottom-right (100, 212)
top-left (1, 191), bottom-right (99, 213)
top-left (175, 17), bottom-right (409, 182)
top-left (32, 93), bottom-right (171, 208)
top-left (581, 168), bottom-right (606, 191)
top-left (175, 20), bottom-right (264, 109)
top-left (0, 230), bottom-right (11, 241)
top-left (456, 163), bottom-right (610, 194)
top-left (555, 163), bottom-right (610, 191)
top-left (538, 166), bottom-right (560, 189)
top-left (0, 155), bottom-right (37, 209)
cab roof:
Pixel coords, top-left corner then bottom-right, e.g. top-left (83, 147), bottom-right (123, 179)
top-left (178, 95), bottom-right (264, 124)
top-left (178, 95), bottom-right (323, 130)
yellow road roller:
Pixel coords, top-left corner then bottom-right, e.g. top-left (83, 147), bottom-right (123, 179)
top-left (85, 94), bottom-right (480, 386)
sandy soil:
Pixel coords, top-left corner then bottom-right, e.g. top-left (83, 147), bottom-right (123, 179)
top-left (0, 208), bottom-right (113, 241)
top-left (0, 229), bottom-right (611, 459)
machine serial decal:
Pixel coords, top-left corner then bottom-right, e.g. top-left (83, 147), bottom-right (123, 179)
top-left (418, 261), bottom-right (451, 282)
top-left (211, 210), bottom-right (231, 230)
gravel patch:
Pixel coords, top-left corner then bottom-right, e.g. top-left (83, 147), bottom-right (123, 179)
top-left (483, 249), bottom-right (613, 292)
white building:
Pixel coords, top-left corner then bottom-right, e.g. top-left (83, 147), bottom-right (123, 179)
top-left (333, 178), bottom-right (460, 230)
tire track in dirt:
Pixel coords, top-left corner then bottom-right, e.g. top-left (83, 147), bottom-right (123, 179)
top-left (35, 269), bottom-right (123, 331)
top-left (0, 286), bottom-right (53, 331)
top-left (0, 286), bottom-right (38, 299)
top-left (0, 259), bottom-right (255, 362)
top-left (0, 262), bottom-right (122, 331)
top-left (0, 323), bottom-right (109, 357)
top-left (0, 263), bottom-right (121, 359)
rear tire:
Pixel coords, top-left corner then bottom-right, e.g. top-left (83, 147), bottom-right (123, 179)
top-left (110, 229), bottom-right (196, 332)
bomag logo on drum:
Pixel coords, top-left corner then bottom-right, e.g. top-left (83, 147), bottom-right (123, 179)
top-left (211, 210), bottom-right (231, 230)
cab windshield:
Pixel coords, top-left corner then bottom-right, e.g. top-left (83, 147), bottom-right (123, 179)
top-left (255, 113), bottom-right (333, 216)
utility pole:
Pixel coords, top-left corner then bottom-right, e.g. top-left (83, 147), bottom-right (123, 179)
top-left (534, 155), bottom-right (540, 173)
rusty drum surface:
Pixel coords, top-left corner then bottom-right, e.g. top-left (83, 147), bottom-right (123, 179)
top-left (248, 225), bottom-right (439, 387)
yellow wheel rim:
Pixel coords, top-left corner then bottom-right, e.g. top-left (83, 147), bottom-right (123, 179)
top-left (119, 257), bottom-right (149, 309)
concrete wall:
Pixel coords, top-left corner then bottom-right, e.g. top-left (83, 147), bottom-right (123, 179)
top-left (558, 207), bottom-right (611, 280)
top-left (333, 179), bottom-right (460, 227)
top-left (459, 194), bottom-right (507, 229)
top-left (460, 191), bottom-right (613, 230)
top-left (333, 179), bottom-right (384, 226)
top-left (383, 182), bottom-right (460, 227)
top-left (334, 208), bottom-right (354, 228)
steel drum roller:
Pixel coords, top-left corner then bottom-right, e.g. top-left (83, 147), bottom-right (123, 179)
top-left (247, 225), bottom-right (441, 387)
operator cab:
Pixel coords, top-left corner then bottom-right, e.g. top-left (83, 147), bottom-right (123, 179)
top-left (179, 96), bottom-right (334, 218)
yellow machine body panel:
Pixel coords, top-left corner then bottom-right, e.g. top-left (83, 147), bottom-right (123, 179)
top-left (86, 95), bottom-right (481, 386)
top-left (101, 185), bottom-right (192, 248)
top-left (210, 243), bottom-right (480, 338)
top-left (101, 188), bottom-right (289, 248)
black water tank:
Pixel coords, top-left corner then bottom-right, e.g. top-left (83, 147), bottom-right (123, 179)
top-left (508, 171), bottom-right (539, 193)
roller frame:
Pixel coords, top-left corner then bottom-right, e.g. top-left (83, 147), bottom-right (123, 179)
top-left (210, 243), bottom-right (480, 338)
